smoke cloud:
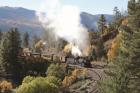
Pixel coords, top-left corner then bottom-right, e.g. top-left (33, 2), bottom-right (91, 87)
top-left (36, 0), bottom-right (89, 56)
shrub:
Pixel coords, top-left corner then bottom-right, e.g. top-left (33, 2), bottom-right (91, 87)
top-left (22, 76), bottom-right (35, 84)
top-left (0, 80), bottom-right (13, 93)
top-left (62, 69), bottom-right (80, 87)
top-left (45, 76), bottom-right (61, 86)
top-left (71, 69), bottom-right (80, 77)
top-left (62, 76), bottom-right (70, 87)
top-left (81, 68), bottom-right (88, 79)
top-left (46, 63), bottom-right (66, 80)
top-left (16, 76), bottom-right (61, 93)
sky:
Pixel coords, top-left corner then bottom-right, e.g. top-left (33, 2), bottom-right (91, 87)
top-left (0, 0), bottom-right (128, 14)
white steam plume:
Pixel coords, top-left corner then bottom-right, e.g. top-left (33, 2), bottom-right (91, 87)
top-left (36, 0), bottom-right (89, 56)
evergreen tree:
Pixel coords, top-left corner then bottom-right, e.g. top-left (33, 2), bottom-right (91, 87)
top-left (98, 14), bottom-right (106, 34)
top-left (98, 32), bottom-right (130, 93)
top-left (113, 6), bottom-right (122, 21)
top-left (99, 0), bottom-right (140, 93)
top-left (95, 40), bottom-right (105, 60)
top-left (98, 56), bottom-right (130, 93)
top-left (126, 0), bottom-right (140, 92)
top-left (113, 6), bottom-right (124, 29)
top-left (23, 32), bottom-right (29, 48)
top-left (89, 31), bottom-right (95, 45)
top-left (0, 28), bottom-right (21, 82)
top-left (108, 22), bottom-right (116, 31)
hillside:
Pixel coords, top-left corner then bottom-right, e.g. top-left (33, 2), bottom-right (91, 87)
top-left (80, 12), bottom-right (113, 30)
top-left (0, 6), bottom-right (114, 36)
top-left (0, 6), bottom-right (43, 37)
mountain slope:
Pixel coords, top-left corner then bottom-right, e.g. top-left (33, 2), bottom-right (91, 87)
top-left (0, 6), bottom-right (114, 36)
top-left (0, 6), bottom-right (43, 37)
top-left (80, 12), bottom-right (114, 30)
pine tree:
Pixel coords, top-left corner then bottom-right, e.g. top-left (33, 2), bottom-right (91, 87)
top-left (126, 0), bottom-right (140, 92)
top-left (23, 32), bottom-right (29, 48)
top-left (98, 56), bottom-right (130, 93)
top-left (113, 6), bottom-right (122, 21)
top-left (99, 0), bottom-right (140, 93)
top-left (109, 0), bottom-right (140, 92)
top-left (98, 14), bottom-right (106, 34)
top-left (113, 6), bottom-right (125, 29)
top-left (0, 28), bottom-right (21, 82)
top-left (95, 39), bottom-right (105, 60)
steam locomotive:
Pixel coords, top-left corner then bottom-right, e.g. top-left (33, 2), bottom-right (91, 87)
top-left (65, 55), bottom-right (92, 68)
top-left (41, 53), bottom-right (92, 68)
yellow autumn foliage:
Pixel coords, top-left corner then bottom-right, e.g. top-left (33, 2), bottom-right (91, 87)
top-left (62, 76), bottom-right (70, 87)
top-left (62, 69), bottom-right (80, 87)
top-left (62, 68), bottom-right (89, 87)
top-left (122, 18), bottom-right (128, 25)
top-left (107, 37), bottom-right (120, 61)
top-left (0, 80), bottom-right (13, 92)
top-left (82, 68), bottom-right (88, 79)
top-left (72, 69), bottom-right (80, 77)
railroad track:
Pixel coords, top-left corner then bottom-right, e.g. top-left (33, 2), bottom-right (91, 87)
top-left (87, 68), bottom-right (103, 93)
top-left (87, 68), bottom-right (102, 81)
top-left (68, 64), bottom-right (103, 81)
top-left (68, 64), bottom-right (105, 93)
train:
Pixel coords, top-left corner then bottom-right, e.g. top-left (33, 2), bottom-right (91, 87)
top-left (41, 53), bottom-right (92, 68)
top-left (21, 49), bottom-right (92, 68)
